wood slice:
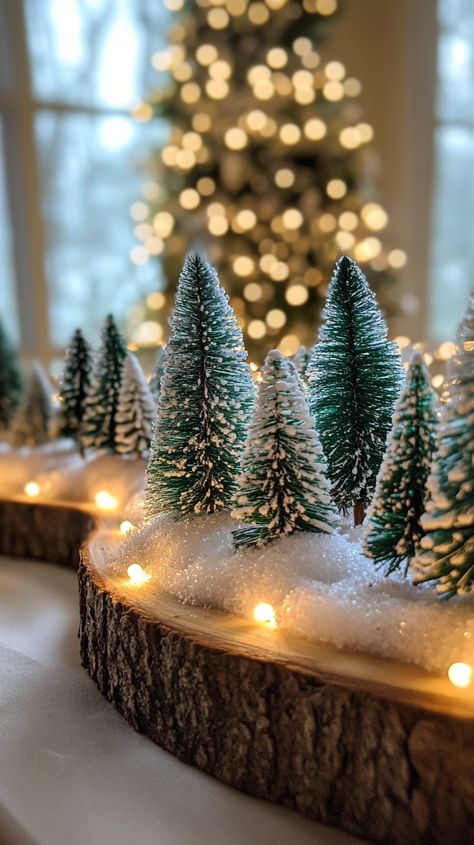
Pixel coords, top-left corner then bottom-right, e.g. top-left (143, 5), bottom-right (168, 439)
top-left (0, 497), bottom-right (95, 567)
top-left (79, 545), bottom-right (474, 845)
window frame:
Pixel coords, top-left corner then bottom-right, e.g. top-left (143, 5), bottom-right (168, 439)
top-left (0, 0), bottom-right (141, 363)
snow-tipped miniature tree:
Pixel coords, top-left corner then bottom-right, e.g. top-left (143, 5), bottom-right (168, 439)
top-left (413, 292), bottom-right (474, 598)
top-left (232, 350), bottom-right (337, 549)
top-left (364, 351), bottom-right (438, 575)
top-left (81, 314), bottom-right (127, 452)
top-left (0, 319), bottom-right (22, 429)
top-left (11, 362), bottom-right (52, 447)
top-left (58, 328), bottom-right (92, 442)
top-left (291, 346), bottom-right (312, 384)
top-left (307, 256), bottom-right (404, 525)
top-left (115, 354), bottom-right (155, 458)
top-left (149, 344), bottom-right (166, 399)
top-left (145, 253), bottom-right (254, 518)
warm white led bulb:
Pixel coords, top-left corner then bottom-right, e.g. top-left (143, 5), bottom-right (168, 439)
top-left (127, 564), bottom-right (151, 586)
top-left (120, 520), bottom-right (134, 535)
top-left (447, 662), bottom-right (472, 689)
top-left (253, 602), bottom-right (277, 628)
top-left (95, 491), bottom-right (118, 511)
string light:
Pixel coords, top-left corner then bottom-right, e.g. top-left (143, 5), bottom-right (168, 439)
top-left (233, 256), bottom-right (255, 276)
top-left (266, 308), bottom-right (287, 329)
top-left (253, 602), bottom-right (277, 627)
top-left (304, 118), bottom-right (326, 140)
top-left (362, 203), bottom-right (388, 231)
top-left (248, 319), bottom-right (267, 339)
top-left (279, 123), bottom-right (301, 144)
top-left (95, 491), bottom-right (119, 511)
top-left (447, 662), bottom-right (472, 688)
top-left (127, 563), bottom-right (151, 586)
top-left (279, 334), bottom-right (300, 355)
top-left (24, 481), bottom-right (40, 497)
top-left (225, 127), bottom-right (248, 149)
top-left (267, 47), bottom-right (288, 68)
top-left (326, 179), bottom-right (347, 199)
top-left (134, 321), bottom-right (163, 345)
top-left (147, 292), bottom-right (166, 310)
top-left (388, 249), bottom-right (407, 268)
top-left (437, 341), bottom-right (456, 361)
top-left (244, 282), bottom-right (263, 302)
top-left (286, 284), bottom-right (309, 306)
top-left (120, 520), bottom-right (135, 535)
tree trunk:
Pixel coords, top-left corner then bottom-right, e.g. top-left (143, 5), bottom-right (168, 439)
top-left (78, 547), bottom-right (474, 845)
top-left (354, 501), bottom-right (366, 526)
top-left (0, 498), bottom-right (95, 568)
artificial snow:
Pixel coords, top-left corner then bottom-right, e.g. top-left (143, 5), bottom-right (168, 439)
top-left (0, 442), bottom-right (145, 507)
top-left (91, 511), bottom-right (474, 677)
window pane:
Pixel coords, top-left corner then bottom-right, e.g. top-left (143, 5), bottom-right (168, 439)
top-left (436, 31), bottom-right (474, 122)
top-left (0, 116), bottom-right (19, 344)
top-left (24, 0), bottom-right (167, 108)
top-left (429, 125), bottom-right (474, 341)
top-left (35, 110), bottom-right (167, 346)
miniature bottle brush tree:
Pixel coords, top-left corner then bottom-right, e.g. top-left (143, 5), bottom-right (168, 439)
top-left (364, 350), bottom-right (438, 575)
top-left (307, 256), bottom-right (404, 525)
top-left (413, 292), bottom-right (474, 598)
top-left (57, 328), bottom-right (92, 446)
top-left (11, 362), bottom-right (52, 447)
top-left (232, 349), bottom-right (337, 548)
top-left (81, 314), bottom-right (128, 452)
top-left (0, 319), bottom-right (22, 430)
top-left (115, 353), bottom-right (155, 458)
top-left (145, 253), bottom-right (255, 518)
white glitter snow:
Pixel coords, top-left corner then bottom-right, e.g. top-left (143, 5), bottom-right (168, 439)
top-left (101, 511), bottom-right (474, 676)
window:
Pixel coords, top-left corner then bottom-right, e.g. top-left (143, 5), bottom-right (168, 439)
top-left (429, 0), bottom-right (474, 342)
top-left (0, 0), bottom-right (168, 361)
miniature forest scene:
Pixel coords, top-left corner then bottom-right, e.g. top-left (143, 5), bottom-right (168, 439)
top-left (2, 3), bottom-right (474, 844)
top-left (0, 314), bottom-right (155, 515)
top-left (80, 254), bottom-right (474, 684)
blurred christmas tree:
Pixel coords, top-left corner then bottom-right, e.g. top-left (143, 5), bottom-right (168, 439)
top-left (130, 0), bottom-right (405, 360)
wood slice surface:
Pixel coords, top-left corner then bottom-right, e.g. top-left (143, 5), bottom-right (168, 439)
top-left (79, 544), bottom-right (474, 845)
top-left (0, 497), bottom-right (95, 567)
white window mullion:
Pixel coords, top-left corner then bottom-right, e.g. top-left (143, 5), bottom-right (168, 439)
top-left (0, 0), bottom-right (50, 362)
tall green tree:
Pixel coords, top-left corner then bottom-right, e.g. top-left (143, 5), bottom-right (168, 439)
top-left (413, 293), bottom-right (474, 598)
top-left (307, 256), bottom-right (403, 524)
top-left (115, 354), bottom-right (155, 458)
top-left (11, 362), bottom-right (52, 447)
top-left (233, 350), bottom-right (337, 549)
top-left (145, 253), bottom-right (254, 518)
top-left (0, 319), bottom-right (22, 429)
top-left (133, 1), bottom-right (402, 360)
top-left (58, 328), bottom-right (92, 442)
top-left (81, 314), bottom-right (127, 452)
top-left (364, 351), bottom-right (438, 575)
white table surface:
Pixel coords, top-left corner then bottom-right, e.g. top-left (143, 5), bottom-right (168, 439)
top-left (0, 556), bottom-right (363, 845)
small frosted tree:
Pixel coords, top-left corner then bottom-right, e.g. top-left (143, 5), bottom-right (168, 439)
top-left (307, 256), bottom-right (403, 524)
top-left (81, 314), bottom-right (127, 452)
top-left (145, 253), bottom-right (254, 518)
top-left (364, 351), bottom-right (438, 575)
top-left (0, 319), bottom-right (22, 429)
top-left (413, 293), bottom-right (474, 598)
top-left (232, 350), bottom-right (337, 549)
top-left (115, 354), bottom-right (155, 458)
top-left (149, 345), bottom-right (166, 400)
top-left (58, 328), bottom-right (92, 442)
top-left (11, 362), bottom-right (52, 447)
